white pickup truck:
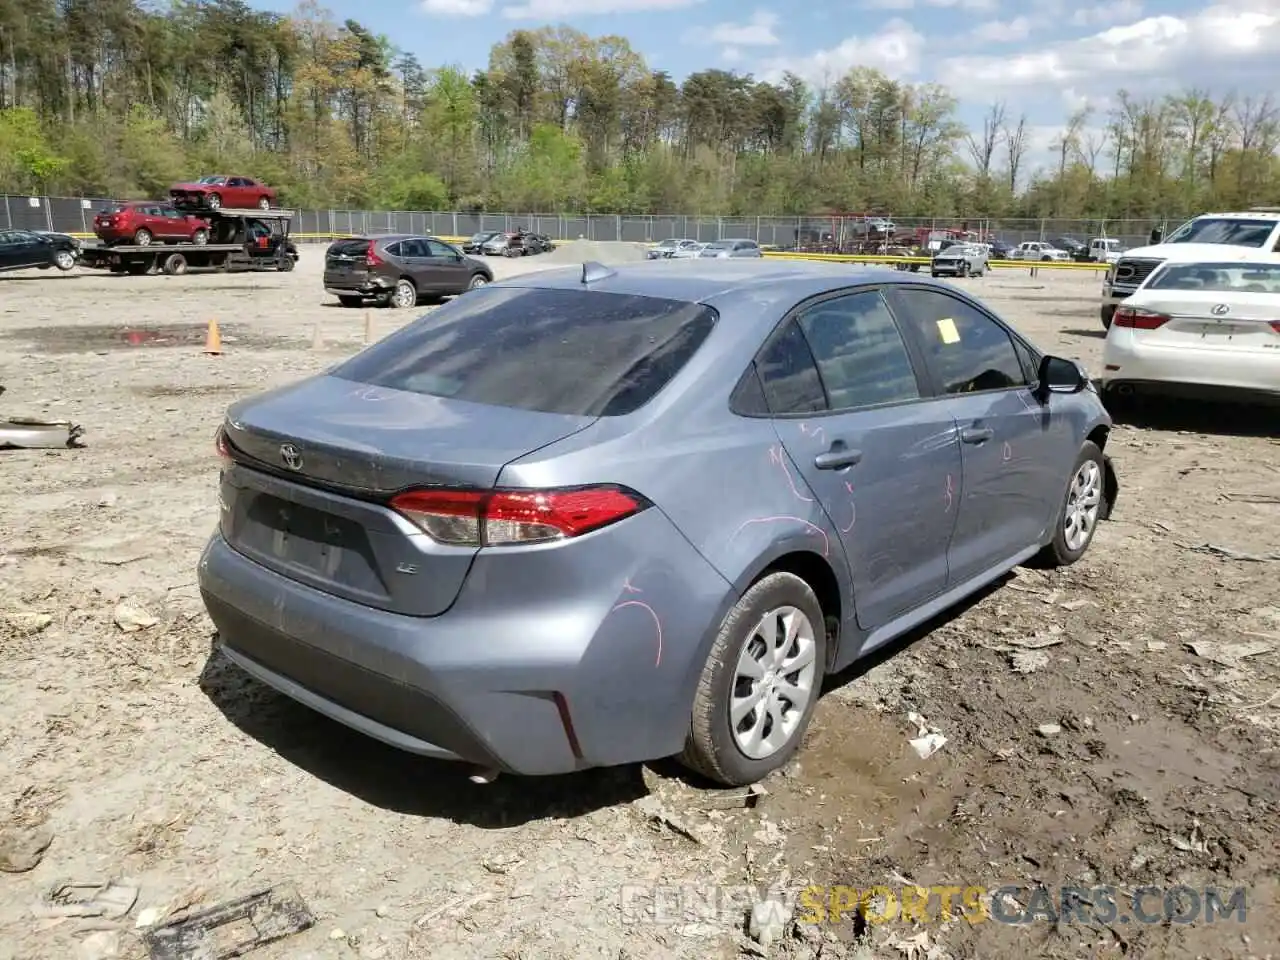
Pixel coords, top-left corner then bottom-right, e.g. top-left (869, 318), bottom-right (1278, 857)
top-left (1009, 241), bottom-right (1071, 262)
top-left (1083, 238), bottom-right (1123, 263)
top-left (1099, 210), bottom-right (1280, 328)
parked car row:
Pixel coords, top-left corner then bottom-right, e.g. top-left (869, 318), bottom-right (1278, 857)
top-left (460, 230), bottom-right (554, 257)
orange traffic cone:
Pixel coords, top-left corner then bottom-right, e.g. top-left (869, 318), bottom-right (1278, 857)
top-left (363, 311), bottom-right (373, 345)
top-left (204, 318), bottom-right (222, 355)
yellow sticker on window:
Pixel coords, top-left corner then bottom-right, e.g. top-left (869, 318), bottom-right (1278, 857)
top-left (936, 317), bottom-right (961, 344)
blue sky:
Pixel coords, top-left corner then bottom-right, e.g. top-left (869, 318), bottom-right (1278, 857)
top-left (260, 0), bottom-right (1279, 172)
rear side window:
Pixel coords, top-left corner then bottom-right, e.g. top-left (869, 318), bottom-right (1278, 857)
top-left (332, 287), bottom-right (718, 417)
top-left (796, 291), bottom-right (921, 410)
top-left (329, 239), bottom-right (370, 258)
top-left (757, 321), bottom-right (826, 414)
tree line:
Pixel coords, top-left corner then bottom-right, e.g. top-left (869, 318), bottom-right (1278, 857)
top-left (0, 0), bottom-right (1277, 218)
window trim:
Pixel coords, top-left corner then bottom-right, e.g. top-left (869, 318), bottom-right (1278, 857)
top-left (731, 284), bottom-right (938, 420)
top-left (883, 283), bottom-right (1038, 400)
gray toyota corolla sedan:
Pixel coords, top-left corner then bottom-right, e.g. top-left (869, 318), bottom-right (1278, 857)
top-left (199, 260), bottom-right (1119, 786)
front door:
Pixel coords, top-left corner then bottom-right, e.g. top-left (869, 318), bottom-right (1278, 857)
top-left (762, 288), bottom-right (962, 635)
top-left (425, 238), bottom-right (469, 292)
top-left (885, 285), bottom-right (1065, 586)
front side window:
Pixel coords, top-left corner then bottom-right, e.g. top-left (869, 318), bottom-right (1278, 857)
top-left (891, 288), bottom-right (1026, 395)
top-left (795, 291), bottom-right (921, 411)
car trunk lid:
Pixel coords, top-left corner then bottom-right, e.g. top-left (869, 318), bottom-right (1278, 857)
top-left (1130, 292), bottom-right (1280, 351)
top-left (218, 375), bottom-right (596, 616)
top-left (325, 238), bottom-right (371, 280)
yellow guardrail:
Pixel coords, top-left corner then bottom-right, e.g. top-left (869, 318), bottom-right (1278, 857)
top-left (761, 250), bottom-right (1111, 271)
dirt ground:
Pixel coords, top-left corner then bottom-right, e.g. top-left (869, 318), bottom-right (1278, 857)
top-left (1, 250), bottom-right (1277, 960)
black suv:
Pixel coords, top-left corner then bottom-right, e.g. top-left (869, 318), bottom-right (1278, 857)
top-left (323, 234), bottom-right (494, 308)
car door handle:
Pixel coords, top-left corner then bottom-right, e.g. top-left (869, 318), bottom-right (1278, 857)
top-left (814, 446), bottom-right (863, 470)
top-left (960, 426), bottom-right (993, 444)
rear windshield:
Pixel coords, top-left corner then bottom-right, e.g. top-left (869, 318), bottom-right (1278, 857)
top-left (328, 238), bottom-right (370, 257)
top-left (1147, 262), bottom-right (1280, 293)
top-left (331, 286), bottom-right (718, 417)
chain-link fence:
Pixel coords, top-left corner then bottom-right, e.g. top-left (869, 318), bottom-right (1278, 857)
top-left (0, 194), bottom-right (1183, 250)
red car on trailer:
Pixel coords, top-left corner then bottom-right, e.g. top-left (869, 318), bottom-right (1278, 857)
top-left (170, 176), bottom-right (277, 212)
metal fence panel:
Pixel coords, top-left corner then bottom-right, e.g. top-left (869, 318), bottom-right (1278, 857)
top-left (1, 194), bottom-right (1184, 250)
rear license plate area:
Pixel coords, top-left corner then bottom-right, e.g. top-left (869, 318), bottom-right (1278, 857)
top-left (234, 493), bottom-right (382, 591)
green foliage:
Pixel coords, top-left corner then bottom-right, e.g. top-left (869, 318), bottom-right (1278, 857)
top-left (0, 1), bottom-right (1277, 215)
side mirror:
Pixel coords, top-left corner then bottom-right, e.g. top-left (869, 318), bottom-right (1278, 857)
top-left (1037, 355), bottom-right (1088, 396)
top-left (1149, 228), bottom-right (1163, 244)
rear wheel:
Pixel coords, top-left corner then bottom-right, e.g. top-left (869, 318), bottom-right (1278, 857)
top-left (679, 572), bottom-right (827, 786)
top-left (162, 253), bottom-right (187, 276)
top-left (338, 295), bottom-right (363, 308)
top-left (467, 273), bottom-right (488, 290)
top-left (192, 229), bottom-right (209, 245)
top-left (278, 254), bottom-right (294, 272)
top-left (1037, 441), bottom-right (1106, 567)
top-left (390, 278), bottom-right (417, 308)
top-left (133, 229), bottom-right (152, 246)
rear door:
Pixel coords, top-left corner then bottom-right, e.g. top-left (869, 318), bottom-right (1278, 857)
top-left (425, 238), bottom-right (468, 292)
top-left (224, 177), bottom-right (250, 207)
top-left (767, 287), bottom-right (962, 634)
top-left (154, 205), bottom-right (183, 240)
top-left (885, 285), bottom-right (1067, 585)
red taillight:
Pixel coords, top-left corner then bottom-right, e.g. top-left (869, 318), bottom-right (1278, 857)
top-left (1270, 321), bottom-right (1280, 334)
top-left (389, 486), bottom-right (646, 546)
top-left (365, 247), bottom-right (383, 268)
top-left (1113, 307), bottom-right (1170, 329)
top-left (215, 426), bottom-right (233, 463)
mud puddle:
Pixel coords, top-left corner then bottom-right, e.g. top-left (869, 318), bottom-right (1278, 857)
top-left (2, 323), bottom-right (302, 353)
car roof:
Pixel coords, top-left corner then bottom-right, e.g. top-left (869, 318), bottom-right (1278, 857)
top-left (489, 258), bottom-right (960, 325)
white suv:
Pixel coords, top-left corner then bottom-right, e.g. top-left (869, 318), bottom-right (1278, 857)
top-left (1100, 210), bottom-right (1280, 328)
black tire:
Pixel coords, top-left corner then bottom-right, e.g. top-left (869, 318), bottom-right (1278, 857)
top-left (1036, 441), bottom-right (1106, 567)
top-left (133, 229), bottom-right (152, 246)
top-left (930, 272), bottom-right (939, 278)
top-left (162, 253), bottom-right (187, 275)
top-left (53, 249), bottom-right (76, 272)
top-left (278, 255), bottom-right (294, 272)
top-left (258, 196), bottom-right (271, 210)
top-left (192, 229), bottom-right (209, 245)
top-left (390, 277), bottom-right (417, 308)
top-left (959, 262), bottom-right (969, 278)
top-left (467, 273), bottom-right (489, 290)
top-left (338, 295), bottom-right (363, 307)
top-left (678, 571), bottom-right (828, 786)
top-left (1101, 305), bottom-right (1115, 330)
top-left (1041, 255), bottom-right (1052, 262)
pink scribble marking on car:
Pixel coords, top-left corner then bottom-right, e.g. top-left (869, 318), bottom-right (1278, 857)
top-left (769, 445), bottom-right (814, 503)
top-left (1002, 441), bottom-right (1013, 462)
top-left (840, 480), bottom-right (857, 533)
top-left (610, 582), bottom-right (664, 666)
top-left (730, 516), bottom-right (830, 558)
top-left (798, 422), bottom-right (826, 443)
top-left (944, 474), bottom-right (955, 512)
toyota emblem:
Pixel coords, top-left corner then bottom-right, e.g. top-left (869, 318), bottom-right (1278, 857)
top-left (1210, 303), bottom-right (1230, 316)
top-left (279, 443), bottom-right (303, 470)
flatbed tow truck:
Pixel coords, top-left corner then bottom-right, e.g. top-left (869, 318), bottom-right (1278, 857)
top-left (78, 208), bottom-right (299, 276)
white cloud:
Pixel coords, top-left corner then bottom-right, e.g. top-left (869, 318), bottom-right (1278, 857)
top-left (938, 2), bottom-right (1280, 92)
top-left (501, 0), bottom-right (701, 17)
top-left (760, 19), bottom-right (926, 85)
top-left (708, 10), bottom-right (781, 46)
top-left (967, 16), bottom-right (1032, 42)
top-left (722, 46), bottom-right (743, 62)
top-left (1071, 0), bottom-right (1143, 27)
top-left (420, 0), bottom-right (491, 15)
top-left (861, 0), bottom-right (916, 8)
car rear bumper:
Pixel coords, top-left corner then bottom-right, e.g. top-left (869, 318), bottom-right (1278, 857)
top-left (324, 277), bottom-right (393, 297)
top-left (1101, 330), bottom-right (1280, 397)
top-left (197, 510), bottom-right (733, 776)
